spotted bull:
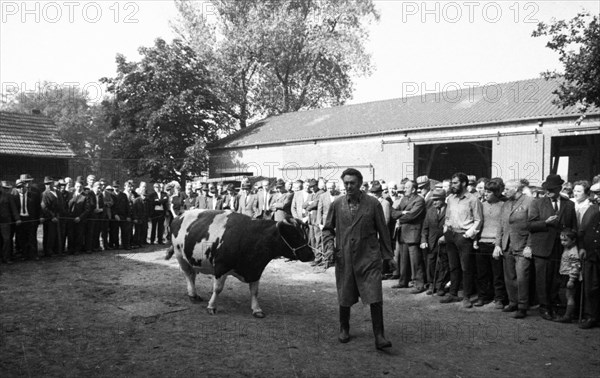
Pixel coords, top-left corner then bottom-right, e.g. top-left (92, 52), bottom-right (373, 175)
top-left (165, 210), bottom-right (314, 317)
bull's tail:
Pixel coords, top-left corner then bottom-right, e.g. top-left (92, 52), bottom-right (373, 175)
top-left (165, 245), bottom-right (175, 260)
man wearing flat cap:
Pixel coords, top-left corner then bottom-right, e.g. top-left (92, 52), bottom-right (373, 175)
top-left (271, 179), bottom-right (293, 222)
top-left (420, 188), bottom-right (450, 295)
top-left (416, 176), bottom-right (433, 208)
top-left (0, 181), bottom-right (20, 263)
top-left (527, 174), bottom-right (576, 320)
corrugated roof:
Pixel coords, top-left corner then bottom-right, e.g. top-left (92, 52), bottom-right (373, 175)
top-left (0, 111), bottom-right (75, 157)
top-left (210, 78), bottom-right (599, 149)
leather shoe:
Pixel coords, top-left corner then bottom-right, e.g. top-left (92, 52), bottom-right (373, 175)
top-left (391, 284), bottom-right (408, 289)
top-left (462, 299), bottom-right (473, 308)
top-left (494, 301), bottom-right (505, 310)
top-left (426, 289), bottom-right (434, 295)
top-left (539, 308), bottom-right (553, 321)
top-left (473, 299), bottom-right (485, 307)
top-left (513, 310), bottom-right (527, 319)
top-left (410, 287), bottom-right (426, 294)
top-left (502, 304), bottom-right (517, 312)
top-left (440, 295), bottom-right (460, 304)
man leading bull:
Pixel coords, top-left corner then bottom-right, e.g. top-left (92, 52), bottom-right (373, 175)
top-left (323, 168), bottom-right (397, 350)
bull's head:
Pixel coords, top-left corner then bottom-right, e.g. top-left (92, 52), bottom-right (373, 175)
top-left (276, 217), bottom-right (314, 262)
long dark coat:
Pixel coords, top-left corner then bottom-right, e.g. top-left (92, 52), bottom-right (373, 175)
top-left (323, 192), bottom-right (393, 306)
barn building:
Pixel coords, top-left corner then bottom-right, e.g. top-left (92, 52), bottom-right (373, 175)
top-left (0, 110), bottom-right (75, 183)
top-left (207, 78), bottom-right (600, 185)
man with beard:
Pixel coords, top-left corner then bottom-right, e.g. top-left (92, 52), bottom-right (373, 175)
top-left (441, 172), bottom-right (483, 308)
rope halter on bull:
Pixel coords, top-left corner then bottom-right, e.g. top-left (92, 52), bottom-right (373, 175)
top-left (276, 219), bottom-right (320, 259)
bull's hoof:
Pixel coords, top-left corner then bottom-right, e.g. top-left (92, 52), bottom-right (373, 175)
top-left (188, 294), bottom-right (204, 303)
top-left (207, 308), bottom-right (217, 315)
top-left (252, 311), bottom-right (266, 319)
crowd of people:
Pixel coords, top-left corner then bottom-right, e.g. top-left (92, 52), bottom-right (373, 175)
top-left (1, 171), bottom-right (599, 331)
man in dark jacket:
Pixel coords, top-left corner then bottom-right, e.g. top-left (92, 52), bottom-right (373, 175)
top-left (391, 179), bottom-right (426, 293)
top-left (112, 181), bottom-right (132, 250)
top-left (0, 181), bottom-right (19, 263)
top-left (527, 174), bottom-right (577, 320)
top-left (67, 180), bottom-right (90, 254)
top-left (41, 177), bottom-right (63, 256)
top-left (420, 189), bottom-right (449, 295)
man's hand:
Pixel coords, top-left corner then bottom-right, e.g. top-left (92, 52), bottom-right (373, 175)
top-left (16, 220), bottom-right (22, 226)
top-left (39, 217), bottom-right (45, 223)
top-left (580, 249), bottom-right (587, 260)
top-left (438, 235), bottom-right (445, 245)
top-left (74, 217), bottom-right (80, 223)
top-left (386, 258), bottom-right (398, 272)
top-left (493, 245), bottom-right (503, 259)
top-left (51, 217), bottom-right (59, 223)
top-left (523, 246), bottom-right (533, 259)
top-left (420, 242), bottom-right (428, 250)
top-left (567, 279), bottom-right (575, 289)
top-left (318, 224), bottom-right (324, 230)
top-left (115, 215), bottom-right (121, 222)
top-left (545, 215), bottom-right (558, 225)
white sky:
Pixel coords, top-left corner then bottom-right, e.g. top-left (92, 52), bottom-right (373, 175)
top-left (1, 0), bottom-right (598, 105)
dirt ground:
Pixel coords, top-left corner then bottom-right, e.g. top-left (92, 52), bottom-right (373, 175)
top-left (1, 245), bottom-right (599, 378)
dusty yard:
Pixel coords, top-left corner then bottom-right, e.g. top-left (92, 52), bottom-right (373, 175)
top-left (1, 245), bottom-right (599, 377)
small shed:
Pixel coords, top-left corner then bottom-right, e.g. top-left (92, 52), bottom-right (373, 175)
top-left (0, 110), bottom-right (75, 183)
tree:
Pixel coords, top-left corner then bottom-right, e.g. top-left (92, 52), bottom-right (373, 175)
top-left (101, 38), bottom-right (232, 183)
top-left (533, 12), bottom-right (600, 110)
top-left (172, 0), bottom-right (378, 128)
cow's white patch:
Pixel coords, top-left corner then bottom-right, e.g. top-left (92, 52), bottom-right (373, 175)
top-left (179, 211), bottom-right (230, 276)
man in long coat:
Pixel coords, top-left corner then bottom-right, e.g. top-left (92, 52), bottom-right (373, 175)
top-left (323, 168), bottom-right (396, 350)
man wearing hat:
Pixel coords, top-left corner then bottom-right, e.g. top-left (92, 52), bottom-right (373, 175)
top-left (15, 178), bottom-right (42, 260)
top-left (66, 179), bottom-right (89, 254)
top-left (41, 177), bottom-right (63, 257)
top-left (304, 179), bottom-right (322, 252)
top-left (111, 180), bottom-right (132, 250)
top-left (420, 188), bottom-right (450, 295)
top-left (56, 179), bottom-right (70, 252)
top-left (238, 182), bottom-right (259, 218)
top-left (416, 175), bottom-right (433, 208)
top-left (85, 181), bottom-right (105, 253)
top-left (527, 174), bottom-right (576, 320)
top-left (149, 182), bottom-right (168, 245)
top-left (391, 179), bottom-right (427, 293)
top-left (0, 181), bottom-right (20, 264)
top-left (195, 183), bottom-right (210, 209)
top-left (271, 179), bottom-right (293, 222)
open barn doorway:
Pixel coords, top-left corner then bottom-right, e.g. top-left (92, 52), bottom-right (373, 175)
top-left (551, 134), bottom-right (600, 182)
top-left (415, 141), bottom-right (492, 181)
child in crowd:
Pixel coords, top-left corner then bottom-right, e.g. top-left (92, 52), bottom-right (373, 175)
top-left (554, 229), bottom-right (581, 323)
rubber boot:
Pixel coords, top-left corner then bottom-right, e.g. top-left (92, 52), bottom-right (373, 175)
top-left (554, 305), bottom-right (575, 323)
top-left (338, 306), bottom-right (350, 343)
top-left (370, 302), bottom-right (392, 350)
